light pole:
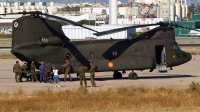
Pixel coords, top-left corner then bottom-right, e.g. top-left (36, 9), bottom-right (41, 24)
top-left (89, 13), bottom-right (90, 26)
top-left (89, 13), bottom-right (90, 39)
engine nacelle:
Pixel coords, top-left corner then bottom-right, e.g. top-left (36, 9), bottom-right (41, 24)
top-left (39, 36), bottom-right (69, 46)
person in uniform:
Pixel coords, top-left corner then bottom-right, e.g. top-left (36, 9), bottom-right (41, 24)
top-left (46, 61), bottom-right (53, 81)
top-left (31, 60), bottom-right (38, 82)
top-left (89, 62), bottom-right (96, 87)
top-left (13, 61), bottom-right (21, 83)
top-left (63, 59), bottom-right (72, 82)
top-left (78, 64), bottom-right (88, 87)
top-left (21, 63), bottom-right (28, 82)
top-left (39, 61), bottom-right (46, 83)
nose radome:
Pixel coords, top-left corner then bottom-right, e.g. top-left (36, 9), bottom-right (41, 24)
top-left (183, 52), bottom-right (192, 62)
top-left (187, 53), bottom-right (192, 61)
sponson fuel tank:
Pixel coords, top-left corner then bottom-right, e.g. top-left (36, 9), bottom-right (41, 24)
top-left (39, 36), bottom-right (69, 46)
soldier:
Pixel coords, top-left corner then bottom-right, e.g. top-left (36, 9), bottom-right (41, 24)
top-left (63, 59), bottom-right (72, 82)
top-left (31, 60), bottom-right (38, 82)
top-left (39, 61), bottom-right (46, 83)
top-left (89, 62), bottom-right (96, 87)
top-left (21, 63), bottom-right (28, 82)
top-left (78, 64), bottom-right (88, 87)
top-left (46, 61), bottom-right (53, 81)
top-left (13, 61), bottom-right (21, 83)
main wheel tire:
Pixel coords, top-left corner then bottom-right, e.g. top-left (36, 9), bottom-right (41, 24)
top-left (113, 72), bottom-right (122, 79)
top-left (128, 72), bottom-right (138, 80)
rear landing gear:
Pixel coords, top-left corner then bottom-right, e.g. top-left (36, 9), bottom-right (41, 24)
top-left (113, 71), bottom-right (122, 79)
top-left (128, 72), bottom-right (138, 80)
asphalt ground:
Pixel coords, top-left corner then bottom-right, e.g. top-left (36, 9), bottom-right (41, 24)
top-left (0, 38), bottom-right (11, 44)
top-left (0, 56), bottom-right (200, 94)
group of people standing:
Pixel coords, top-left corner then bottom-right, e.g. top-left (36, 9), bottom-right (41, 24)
top-left (13, 59), bottom-right (97, 88)
top-left (13, 60), bottom-right (53, 83)
top-left (62, 59), bottom-right (96, 87)
top-left (77, 62), bottom-right (96, 87)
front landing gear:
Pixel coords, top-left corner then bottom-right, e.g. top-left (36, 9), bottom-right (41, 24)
top-left (128, 72), bottom-right (138, 80)
top-left (113, 71), bottom-right (122, 79)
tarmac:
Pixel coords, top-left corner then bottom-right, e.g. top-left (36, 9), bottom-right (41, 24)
top-left (0, 55), bottom-right (200, 94)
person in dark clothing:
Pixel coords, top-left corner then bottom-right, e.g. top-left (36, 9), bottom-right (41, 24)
top-left (39, 61), bottom-right (46, 83)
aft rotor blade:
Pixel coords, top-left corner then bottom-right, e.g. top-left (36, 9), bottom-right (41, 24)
top-left (0, 11), bottom-right (42, 15)
top-left (93, 23), bottom-right (159, 36)
top-left (41, 13), bottom-right (98, 33)
top-left (0, 13), bottom-right (18, 15)
top-left (0, 11), bottom-right (98, 33)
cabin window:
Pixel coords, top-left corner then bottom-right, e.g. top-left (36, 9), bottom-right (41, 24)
top-left (135, 50), bottom-right (140, 55)
top-left (89, 52), bottom-right (94, 58)
top-left (66, 53), bottom-right (72, 60)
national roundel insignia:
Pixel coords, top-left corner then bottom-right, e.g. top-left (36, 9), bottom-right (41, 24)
top-left (108, 62), bottom-right (114, 68)
top-left (14, 22), bottom-right (18, 27)
top-left (135, 50), bottom-right (140, 55)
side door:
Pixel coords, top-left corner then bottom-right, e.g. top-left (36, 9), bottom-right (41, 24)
top-left (155, 45), bottom-right (167, 73)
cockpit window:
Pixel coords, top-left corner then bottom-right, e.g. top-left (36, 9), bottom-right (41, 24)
top-left (173, 41), bottom-right (181, 51)
top-left (174, 41), bottom-right (182, 58)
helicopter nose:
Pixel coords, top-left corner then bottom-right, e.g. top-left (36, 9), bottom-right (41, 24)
top-left (182, 52), bottom-right (192, 62)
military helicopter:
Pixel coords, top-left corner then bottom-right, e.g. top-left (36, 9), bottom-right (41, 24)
top-left (0, 11), bottom-right (197, 79)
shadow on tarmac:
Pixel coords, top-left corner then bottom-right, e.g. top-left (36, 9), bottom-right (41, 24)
top-left (59, 74), bottom-right (197, 82)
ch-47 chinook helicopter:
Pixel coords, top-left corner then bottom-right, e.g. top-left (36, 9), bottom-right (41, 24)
top-left (1, 11), bottom-right (198, 79)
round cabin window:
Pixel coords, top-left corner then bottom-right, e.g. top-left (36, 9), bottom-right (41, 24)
top-left (66, 53), bottom-right (72, 60)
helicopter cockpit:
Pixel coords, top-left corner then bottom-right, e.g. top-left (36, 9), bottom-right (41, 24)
top-left (173, 41), bottom-right (181, 51)
top-left (173, 41), bottom-right (182, 58)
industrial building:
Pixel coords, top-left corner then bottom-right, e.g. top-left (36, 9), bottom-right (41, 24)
top-left (0, 0), bottom-right (188, 24)
top-left (134, 0), bottom-right (188, 21)
top-left (0, 1), bottom-right (62, 18)
top-left (80, 0), bottom-right (188, 24)
top-left (173, 21), bottom-right (200, 37)
top-left (62, 25), bottom-right (136, 39)
top-left (171, 13), bottom-right (200, 37)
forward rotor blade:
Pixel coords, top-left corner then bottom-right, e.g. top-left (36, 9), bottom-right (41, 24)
top-left (171, 24), bottom-right (200, 32)
top-left (93, 23), bottom-right (159, 36)
top-left (40, 13), bottom-right (98, 33)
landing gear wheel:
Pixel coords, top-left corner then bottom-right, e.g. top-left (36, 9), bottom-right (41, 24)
top-left (113, 71), bottom-right (122, 79)
top-left (128, 72), bottom-right (138, 80)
